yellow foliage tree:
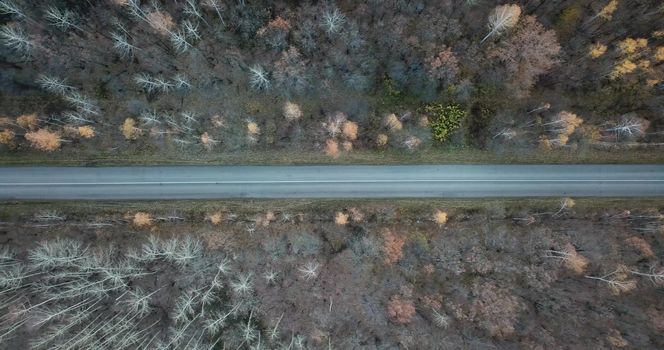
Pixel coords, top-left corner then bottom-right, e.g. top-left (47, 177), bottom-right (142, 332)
top-left (25, 129), bottom-right (61, 152)
top-left (16, 114), bottom-right (38, 130)
top-left (588, 43), bottom-right (607, 58)
top-left (597, 0), bottom-right (619, 20)
top-left (610, 59), bottom-right (637, 79)
top-left (121, 118), bottom-right (142, 140)
top-left (78, 126), bottom-right (95, 139)
top-left (283, 101), bottom-right (302, 121)
top-left (433, 210), bottom-right (448, 226)
top-left (342, 121), bottom-right (359, 140)
top-left (0, 129), bottom-right (15, 146)
top-left (384, 114), bottom-right (402, 131)
top-left (655, 47), bottom-right (664, 62)
top-left (617, 38), bottom-right (647, 56)
top-left (324, 139), bottom-right (339, 158)
top-left (376, 133), bottom-right (388, 147)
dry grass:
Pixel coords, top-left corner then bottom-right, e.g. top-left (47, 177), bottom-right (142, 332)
top-left (3, 145), bottom-right (664, 166)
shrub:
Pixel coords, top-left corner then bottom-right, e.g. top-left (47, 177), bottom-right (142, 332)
top-left (424, 103), bottom-right (466, 142)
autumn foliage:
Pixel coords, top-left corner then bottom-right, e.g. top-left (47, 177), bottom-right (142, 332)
top-left (131, 212), bottom-right (153, 228)
top-left (121, 118), bottom-right (142, 140)
top-left (387, 295), bottom-right (416, 324)
top-left (25, 129), bottom-right (61, 152)
top-left (383, 229), bottom-right (406, 265)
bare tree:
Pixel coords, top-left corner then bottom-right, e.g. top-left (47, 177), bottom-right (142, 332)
top-left (0, 0), bottom-right (24, 19)
top-left (111, 32), bottom-right (138, 57)
top-left (0, 25), bottom-right (33, 55)
top-left (37, 75), bottom-right (73, 95)
top-left (481, 4), bottom-right (521, 43)
top-left (249, 64), bottom-right (270, 90)
top-left (321, 7), bottom-right (345, 36)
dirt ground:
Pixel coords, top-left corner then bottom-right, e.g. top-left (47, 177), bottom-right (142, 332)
top-left (1, 199), bottom-right (664, 349)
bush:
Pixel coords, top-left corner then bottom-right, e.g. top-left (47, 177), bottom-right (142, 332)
top-left (423, 103), bottom-right (466, 142)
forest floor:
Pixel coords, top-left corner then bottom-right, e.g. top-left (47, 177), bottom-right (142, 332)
top-left (2, 198), bottom-right (664, 349)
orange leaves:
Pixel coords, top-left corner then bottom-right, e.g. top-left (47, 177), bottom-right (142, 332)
top-left (383, 229), bottom-right (406, 265)
top-left (25, 129), bottom-right (61, 152)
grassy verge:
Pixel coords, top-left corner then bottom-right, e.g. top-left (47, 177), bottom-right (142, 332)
top-left (1, 147), bottom-right (664, 166)
top-left (2, 198), bottom-right (663, 218)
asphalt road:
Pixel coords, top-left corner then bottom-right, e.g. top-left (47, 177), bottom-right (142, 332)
top-left (0, 165), bottom-right (663, 200)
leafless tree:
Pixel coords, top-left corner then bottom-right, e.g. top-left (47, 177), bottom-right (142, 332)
top-left (481, 4), bottom-right (521, 43)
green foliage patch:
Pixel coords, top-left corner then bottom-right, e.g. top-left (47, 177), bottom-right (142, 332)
top-left (423, 103), bottom-right (467, 142)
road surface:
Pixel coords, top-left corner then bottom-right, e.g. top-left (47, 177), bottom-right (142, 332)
top-left (0, 165), bottom-right (663, 200)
